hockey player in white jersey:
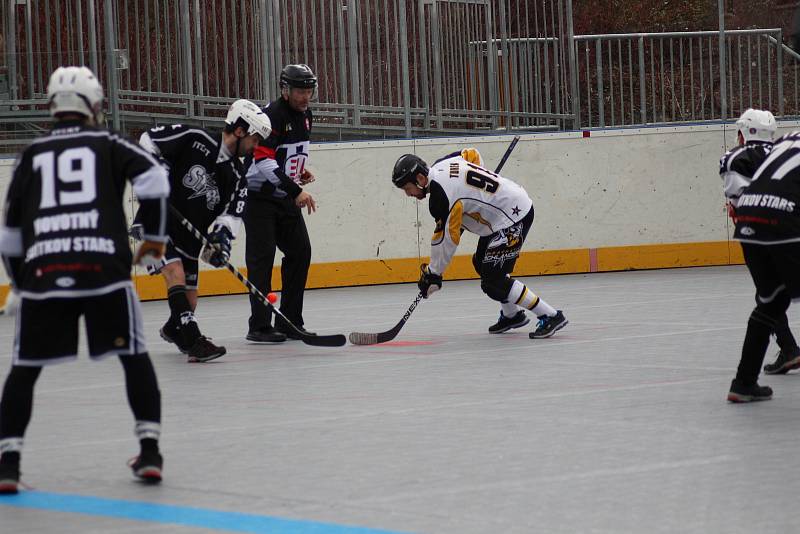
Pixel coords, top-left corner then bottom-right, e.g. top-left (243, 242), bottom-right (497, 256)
top-left (391, 148), bottom-right (567, 338)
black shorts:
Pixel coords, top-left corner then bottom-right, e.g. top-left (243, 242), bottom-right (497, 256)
top-left (741, 242), bottom-right (800, 303)
top-left (473, 207), bottom-right (535, 279)
top-left (15, 282), bottom-right (147, 366)
top-left (146, 238), bottom-right (200, 290)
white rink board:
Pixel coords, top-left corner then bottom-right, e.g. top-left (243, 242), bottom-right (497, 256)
top-left (1, 121), bottom-right (799, 287)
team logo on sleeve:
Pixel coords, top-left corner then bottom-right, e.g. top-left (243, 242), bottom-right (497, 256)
top-left (183, 165), bottom-right (221, 209)
top-left (285, 153), bottom-right (308, 181)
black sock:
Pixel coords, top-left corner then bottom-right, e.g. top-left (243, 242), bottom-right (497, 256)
top-left (0, 451), bottom-right (20, 465)
top-left (736, 309), bottom-right (776, 383)
top-left (140, 438), bottom-right (159, 455)
top-left (775, 314), bottom-right (800, 356)
top-left (167, 285), bottom-right (201, 345)
top-left (0, 366), bottom-right (42, 448)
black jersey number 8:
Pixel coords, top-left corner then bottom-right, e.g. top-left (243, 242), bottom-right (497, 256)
top-left (465, 169), bottom-right (499, 194)
top-left (32, 148), bottom-right (97, 209)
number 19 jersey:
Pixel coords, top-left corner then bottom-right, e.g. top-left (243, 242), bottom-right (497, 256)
top-left (427, 153), bottom-right (533, 274)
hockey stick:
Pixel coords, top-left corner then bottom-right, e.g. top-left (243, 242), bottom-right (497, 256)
top-left (348, 136), bottom-right (521, 346)
top-left (168, 206), bottom-right (346, 347)
top-left (348, 292), bottom-right (424, 345)
top-left (494, 135), bottom-right (520, 174)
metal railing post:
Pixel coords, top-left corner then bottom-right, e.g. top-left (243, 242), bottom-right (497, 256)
top-left (103, 0), bottom-right (120, 130)
top-left (87, 0), bottom-right (99, 74)
top-left (179, 0), bottom-right (194, 117)
top-left (777, 30), bottom-right (784, 116)
top-left (596, 38), bottom-right (604, 127)
top-left (638, 35), bottom-right (646, 124)
top-left (6, 0), bottom-right (17, 100)
top-left (398, 0), bottom-right (412, 137)
top-left (718, 0), bottom-right (727, 121)
top-left (345, 0), bottom-right (361, 127)
top-left (566, 0), bottom-right (580, 129)
top-left (258, 0), bottom-right (271, 102)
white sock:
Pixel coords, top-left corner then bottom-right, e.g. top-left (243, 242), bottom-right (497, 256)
top-left (531, 298), bottom-right (556, 318)
top-left (506, 280), bottom-right (557, 317)
top-left (501, 302), bottom-right (518, 317)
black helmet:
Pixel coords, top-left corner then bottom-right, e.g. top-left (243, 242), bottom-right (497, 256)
top-left (392, 154), bottom-right (428, 188)
top-left (280, 64), bottom-right (317, 89)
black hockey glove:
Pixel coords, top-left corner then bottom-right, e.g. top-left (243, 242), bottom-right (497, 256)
top-left (128, 223), bottom-right (144, 241)
top-left (418, 263), bottom-right (442, 298)
top-left (202, 226), bottom-right (233, 267)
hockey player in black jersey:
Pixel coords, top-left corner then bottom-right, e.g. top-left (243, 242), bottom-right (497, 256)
top-left (720, 109), bottom-right (800, 376)
top-left (727, 127), bottom-right (800, 402)
top-left (0, 66), bottom-right (170, 493)
top-left (244, 64), bottom-right (318, 343)
top-left (391, 148), bottom-right (568, 339)
top-left (136, 99), bottom-right (271, 361)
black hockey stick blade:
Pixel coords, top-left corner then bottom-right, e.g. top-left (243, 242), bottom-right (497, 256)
top-left (168, 206), bottom-right (346, 347)
top-left (349, 292), bottom-right (424, 345)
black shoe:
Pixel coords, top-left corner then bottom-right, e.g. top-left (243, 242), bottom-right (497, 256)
top-left (529, 311), bottom-right (568, 339)
top-left (187, 336), bottom-right (226, 363)
top-left (159, 322), bottom-right (191, 354)
top-left (246, 326), bottom-right (287, 343)
top-left (727, 379), bottom-right (773, 403)
top-left (128, 450), bottom-right (163, 483)
top-left (276, 324), bottom-right (316, 340)
top-left (488, 310), bottom-right (530, 334)
top-left (0, 462), bottom-right (20, 494)
top-left (763, 349), bottom-right (800, 375)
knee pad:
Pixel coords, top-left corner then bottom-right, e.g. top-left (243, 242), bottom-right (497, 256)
top-left (480, 276), bottom-right (513, 301)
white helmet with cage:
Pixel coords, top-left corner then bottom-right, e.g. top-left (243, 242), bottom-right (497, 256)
top-left (736, 108), bottom-right (777, 143)
top-left (46, 66), bottom-right (104, 121)
top-left (225, 99), bottom-right (272, 139)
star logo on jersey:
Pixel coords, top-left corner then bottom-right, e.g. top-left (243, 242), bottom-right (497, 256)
top-left (512, 206), bottom-right (521, 216)
top-left (183, 165), bottom-right (221, 210)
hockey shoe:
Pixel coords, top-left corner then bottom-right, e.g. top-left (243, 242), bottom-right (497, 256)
top-left (246, 326), bottom-right (287, 343)
top-left (488, 311), bottom-right (530, 334)
top-left (159, 322), bottom-right (191, 354)
top-left (0, 462), bottom-right (20, 494)
top-left (128, 450), bottom-right (163, 483)
top-left (763, 349), bottom-right (800, 375)
top-left (187, 336), bottom-right (226, 363)
top-left (529, 311), bottom-right (568, 339)
top-left (275, 318), bottom-right (316, 340)
top-left (727, 379), bottom-right (773, 403)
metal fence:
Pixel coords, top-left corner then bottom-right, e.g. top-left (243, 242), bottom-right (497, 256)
top-left (1, 0), bottom-right (575, 147)
top-left (574, 29), bottom-right (799, 128)
top-left (2, 0), bottom-right (799, 151)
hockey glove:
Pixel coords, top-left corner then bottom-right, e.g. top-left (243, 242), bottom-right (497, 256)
top-left (133, 240), bottom-right (166, 268)
top-left (418, 263), bottom-right (442, 298)
top-left (128, 223), bottom-right (144, 241)
top-left (201, 226), bottom-right (233, 268)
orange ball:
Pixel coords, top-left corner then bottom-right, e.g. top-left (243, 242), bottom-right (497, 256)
top-left (267, 292), bottom-right (278, 304)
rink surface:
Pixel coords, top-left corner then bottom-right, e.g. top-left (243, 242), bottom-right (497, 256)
top-left (0, 265), bottom-right (798, 534)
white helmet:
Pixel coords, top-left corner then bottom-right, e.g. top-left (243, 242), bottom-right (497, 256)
top-left (225, 99), bottom-right (272, 139)
top-left (736, 108), bottom-right (777, 142)
top-left (46, 66), bottom-right (104, 120)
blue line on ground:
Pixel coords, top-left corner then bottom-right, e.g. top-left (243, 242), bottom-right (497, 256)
top-left (0, 490), bottom-right (405, 534)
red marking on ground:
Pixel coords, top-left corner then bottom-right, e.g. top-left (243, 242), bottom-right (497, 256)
top-left (372, 340), bottom-right (438, 347)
